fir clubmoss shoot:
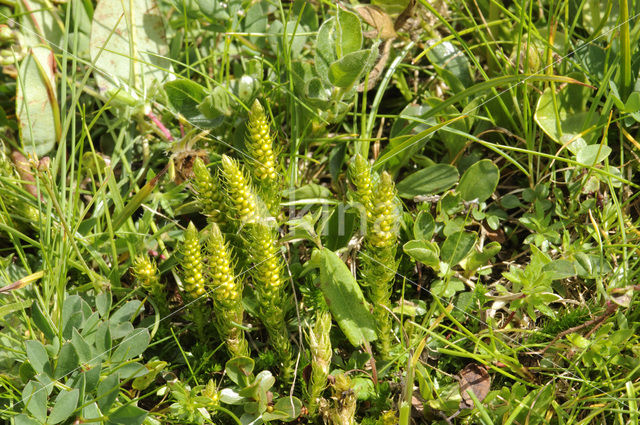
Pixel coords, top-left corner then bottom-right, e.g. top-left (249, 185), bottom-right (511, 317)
top-left (349, 154), bottom-right (374, 219)
top-left (192, 157), bottom-right (225, 224)
top-left (220, 154), bottom-right (260, 224)
top-left (245, 100), bottom-right (281, 215)
top-left (360, 171), bottom-right (401, 360)
top-left (246, 100), bottom-right (278, 182)
top-left (181, 222), bottom-right (206, 299)
top-left (132, 255), bottom-right (159, 289)
top-left (208, 222), bottom-right (248, 357)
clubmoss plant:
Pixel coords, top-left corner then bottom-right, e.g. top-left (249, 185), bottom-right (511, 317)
top-left (245, 99), bottom-right (280, 215)
top-left (132, 254), bottom-right (169, 318)
top-left (351, 160), bottom-right (400, 360)
top-left (220, 154), bottom-right (260, 224)
top-left (349, 154), bottom-right (374, 219)
top-left (246, 221), bottom-right (293, 380)
top-left (326, 373), bottom-right (357, 425)
top-left (304, 310), bottom-right (332, 416)
top-left (192, 157), bottom-right (226, 225)
top-left (180, 222), bottom-right (208, 342)
top-left (220, 153), bottom-right (292, 379)
top-left (207, 222), bottom-right (249, 358)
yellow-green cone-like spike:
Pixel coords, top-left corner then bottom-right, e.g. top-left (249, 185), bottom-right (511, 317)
top-left (248, 223), bottom-right (284, 300)
top-left (350, 154), bottom-right (374, 219)
top-left (192, 157), bottom-right (225, 224)
top-left (208, 223), bottom-right (241, 303)
top-left (132, 255), bottom-right (159, 289)
top-left (220, 154), bottom-right (259, 224)
top-left (246, 100), bottom-right (278, 182)
top-left (305, 311), bottom-right (332, 416)
top-left (368, 172), bottom-right (399, 249)
top-left (181, 222), bottom-right (206, 299)
top-left (208, 222), bottom-right (248, 357)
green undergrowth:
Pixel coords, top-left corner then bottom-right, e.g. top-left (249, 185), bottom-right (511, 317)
top-left (1, 0), bottom-right (640, 424)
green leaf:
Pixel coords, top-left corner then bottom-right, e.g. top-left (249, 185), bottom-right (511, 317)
top-left (542, 260), bottom-right (576, 280)
top-left (97, 374), bottom-right (120, 412)
top-left (89, 0), bottom-right (170, 96)
top-left (22, 381), bottom-right (47, 423)
top-left (198, 86), bottom-right (234, 119)
top-left (464, 242), bottom-right (501, 272)
top-left (111, 329), bottom-right (150, 362)
top-left (305, 248), bottom-right (377, 346)
top-left (132, 361), bottom-right (167, 391)
top-left (55, 342), bottom-right (79, 379)
top-left (16, 48), bottom-right (60, 156)
top-left (220, 388), bottom-right (244, 404)
top-left (225, 357), bottom-right (255, 386)
top-left (30, 302), bottom-right (56, 341)
top-left (441, 231), bottom-right (477, 266)
top-left (575, 144), bottom-right (611, 165)
top-left (25, 340), bottom-right (50, 376)
top-left (164, 80), bottom-right (207, 119)
top-left (262, 396), bottom-right (303, 421)
top-left (457, 159), bottom-right (499, 202)
top-left (336, 8), bottom-right (362, 56)
top-left (13, 414), bottom-right (40, 425)
top-left (48, 389), bottom-right (79, 424)
top-left (96, 291), bottom-right (111, 318)
top-left (397, 164), bottom-right (459, 198)
top-left (71, 329), bottom-right (93, 363)
top-left (534, 85), bottom-right (599, 150)
top-left (315, 17), bottom-right (336, 84)
top-left (413, 211), bottom-right (435, 241)
top-left (110, 300), bottom-right (143, 324)
top-left (431, 279), bottom-right (465, 298)
top-left (107, 404), bottom-right (147, 425)
top-left (425, 40), bottom-right (473, 90)
top-left (403, 240), bottom-right (440, 268)
top-left (624, 91), bottom-right (640, 113)
top-left (328, 49), bottom-right (372, 88)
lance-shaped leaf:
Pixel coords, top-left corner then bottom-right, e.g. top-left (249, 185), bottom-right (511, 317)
top-left (305, 248), bottom-right (377, 346)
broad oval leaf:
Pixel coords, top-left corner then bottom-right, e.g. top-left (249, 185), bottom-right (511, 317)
top-left (328, 49), bottom-right (372, 88)
top-left (164, 80), bottom-right (207, 120)
top-left (111, 328), bottom-right (150, 362)
top-left (337, 8), bottom-right (363, 56)
top-left (534, 85), bottom-right (599, 150)
top-left (22, 381), bottom-right (47, 423)
top-left (226, 357), bottom-right (255, 386)
top-left (25, 340), bottom-right (50, 376)
top-left (306, 248), bottom-right (377, 346)
top-left (457, 159), bottom-right (499, 202)
top-left (575, 144), bottom-right (611, 165)
top-left (441, 231), bottom-right (477, 266)
top-left (262, 396), bottom-right (303, 421)
top-left (90, 0), bottom-right (171, 96)
top-left (413, 210), bottom-right (435, 241)
top-left (315, 17), bottom-right (337, 84)
top-left (107, 404), bottom-right (147, 425)
top-left (55, 342), bottom-right (79, 379)
top-left (403, 240), bottom-right (440, 268)
top-left (397, 164), bottom-right (459, 198)
top-left (96, 373), bottom-right (119, 412)
top-left (48, 388), bottom-right (79, 424)
top-left (17, 48), bottom-right (59, 156)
